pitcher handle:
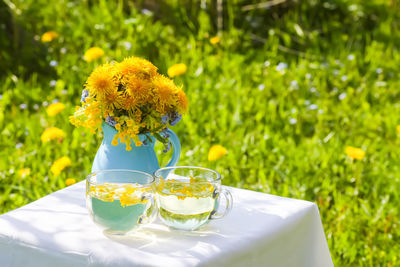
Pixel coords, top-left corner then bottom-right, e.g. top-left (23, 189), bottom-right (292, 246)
top-left (165, 128), bottom-right (181, 167)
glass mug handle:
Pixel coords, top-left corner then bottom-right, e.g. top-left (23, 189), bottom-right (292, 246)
top-left (138, 193), bottom-right (157, 224)
top-left (210, 188), bottom-right (233, 220)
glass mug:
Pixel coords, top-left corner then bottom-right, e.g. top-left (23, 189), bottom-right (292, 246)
top-left (154, 166), bottom-right (233, 231)
top-left (86, 169), bottom-right (157, 235)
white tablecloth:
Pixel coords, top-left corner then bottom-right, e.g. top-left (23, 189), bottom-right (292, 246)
top-left (0, 182), bottom-right (333, 267)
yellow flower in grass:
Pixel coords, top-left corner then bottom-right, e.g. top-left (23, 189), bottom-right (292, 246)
top-left (65, 178), bottom-right (76, 186)
top-left (117, 57), bottom-right (158, 79)
top-left (46, 102), bottom-right (65, 117)
top-left (18, 168), bottom-right (31, 178)
top-left (51, 156), bottom-right (71, 176)
top-left (167, 63), bottom-right (187, 77)
top-left (86, 64), bottom-right (118, 98)
top-left (210, 36), bottom-right (220, 45)
top-left (41, 127), bottom-right (65, 142)
top-left (152, 75), bottom-right (178, 112)
top-left (84, 47), bottom-right (104, 62)
top-left (208, 145), bottom-right (227, 161)
top-left (345, 146), bottom-right (365, 160)
top-left (397, 125), bottom-right (400, 134)
top-left (41, 31), bottom-right (58, 43)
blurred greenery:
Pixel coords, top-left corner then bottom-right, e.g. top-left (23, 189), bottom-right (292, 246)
top-left (0, 0), bottom-right (399, 265)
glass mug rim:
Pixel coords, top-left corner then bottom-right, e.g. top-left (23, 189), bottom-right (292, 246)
top-left (153, 166), bottom-right (221, 183)
top-left (87, 169), bottom-right (155, 187)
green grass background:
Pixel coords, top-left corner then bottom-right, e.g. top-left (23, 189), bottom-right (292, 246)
top-left (0, 0), bottom-right (399, 265)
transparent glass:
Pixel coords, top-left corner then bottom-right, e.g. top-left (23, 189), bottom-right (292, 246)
top-left (86, 169), bottom-right (157, 235)
top-left (154, 166), bottom-right (233, 231)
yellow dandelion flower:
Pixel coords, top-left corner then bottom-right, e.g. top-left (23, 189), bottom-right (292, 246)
top-left (18, 168), bottom-right (31, 178)
top-left (208, 145), bottom-right (227, 161)
top-left (125, 75), bottom-right (152, 102)
top-left (51, 156), bottom-right (71, 176)
top-left (152, 75), bottom-right (178, 112)
top-left (41, 31), bottom-right (58, 43)
top-left (116, 57), bottom-right (158, 79)
top-left (168, 63), bottom-right (187, 77)
top-left (46, 102), bottom-right (65, 117)
top-left (345, 146), bottom-right (365, 160)
top-left (103, 108), bottom-right (114, 119)
top-left (86, 64), bottom-right (118, 97)
top-left (177, 90), bottom-right (189, 114)
top-left (84, 47), bottom-right (105, 62)
top-left (98, 88), bottom-right (123, 110)
top-left (397, 125), bottom-right (400, 134)
top-left (210, 36), bottom-right (220, 45)
top-left (121, 95), bottom-right (137, 111)
top-left (41, 127), bottom-right (65, 143)
top-left (65, 178), bottom-right (76, 186)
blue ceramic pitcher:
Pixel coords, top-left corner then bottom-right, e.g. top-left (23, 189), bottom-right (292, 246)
top-left (92, 122), bottom-right (181, 174)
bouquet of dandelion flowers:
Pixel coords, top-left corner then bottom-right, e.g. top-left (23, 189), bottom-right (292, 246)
top-left (70, 57), bottom-right (188, 151)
